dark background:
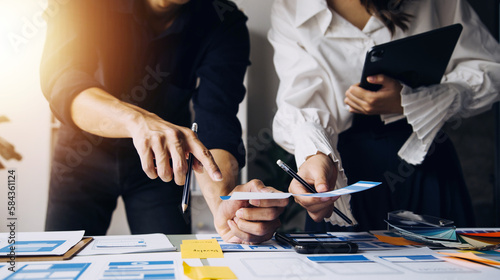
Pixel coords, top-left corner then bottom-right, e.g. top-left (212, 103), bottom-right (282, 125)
top-left (446, 0), bottom-right (499, 227)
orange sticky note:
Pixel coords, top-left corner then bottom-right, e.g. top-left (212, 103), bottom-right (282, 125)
top-left (438, 251), bottom-right (500, 266)
top-left (181, 239), bottom-right (224, 259)
top-left (183, 261), bottom-right (237, 280)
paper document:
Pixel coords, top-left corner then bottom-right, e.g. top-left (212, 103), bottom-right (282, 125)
top-left (221, 181), bottom-right (381, 200)
top-left (77, 233), bottom-right (175, 256)
top-left (0, 231), bottom-right (84, 256)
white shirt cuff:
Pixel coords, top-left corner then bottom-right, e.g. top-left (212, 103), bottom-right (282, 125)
top-left (398, 85), bottom-right (457, 164)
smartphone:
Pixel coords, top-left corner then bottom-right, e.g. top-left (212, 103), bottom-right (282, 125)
top-left (275, 232), bottom-right (358, 254)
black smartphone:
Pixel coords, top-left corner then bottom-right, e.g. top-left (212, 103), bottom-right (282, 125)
top-left (275, 232), bottom-right (358, 254)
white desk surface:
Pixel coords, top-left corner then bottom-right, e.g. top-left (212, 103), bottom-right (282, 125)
top-left (1, 233), bottom-right (499, 280)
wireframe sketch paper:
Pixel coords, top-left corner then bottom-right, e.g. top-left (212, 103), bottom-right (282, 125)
top-left (77, 233), bottom-right (176, 256)
top-left (0, 231), bottom-right (84, 256)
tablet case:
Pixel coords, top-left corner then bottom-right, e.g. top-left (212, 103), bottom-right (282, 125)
top-left (359, 23), bottom-right (463, 91)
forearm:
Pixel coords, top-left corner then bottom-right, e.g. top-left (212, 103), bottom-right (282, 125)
top-left (196, 149), bottom-right (238, 215)
top-left (70, 87), bottom-right (146, 138)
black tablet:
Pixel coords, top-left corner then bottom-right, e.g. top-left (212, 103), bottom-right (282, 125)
top-left (359, 23), bottom-right (463, 91)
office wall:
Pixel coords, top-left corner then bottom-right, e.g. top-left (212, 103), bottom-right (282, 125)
top-left (0, 2), bottom-right (52, 232)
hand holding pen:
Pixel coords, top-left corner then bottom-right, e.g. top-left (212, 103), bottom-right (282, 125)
top-left (277, 156), bottom-right (353, 225)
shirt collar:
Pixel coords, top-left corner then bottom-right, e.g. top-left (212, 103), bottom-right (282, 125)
top-left (294, 0), bottom-right (331, 35)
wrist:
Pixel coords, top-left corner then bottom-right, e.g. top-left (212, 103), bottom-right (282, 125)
top-left (123, 104), bottom-right (149, 138)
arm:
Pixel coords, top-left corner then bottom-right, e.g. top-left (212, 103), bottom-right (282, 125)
top-left (268, 0), bottom-right (356, 226)
top-left (70, 87), bottom-right (222, 184)
top-left (40, 0), bottom-right (221, 185)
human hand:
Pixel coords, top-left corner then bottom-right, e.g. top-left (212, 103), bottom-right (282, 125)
top-left (345, 74), bottom-right (403, 115)
top-left (129, 112), bottom-right (222, 185)
top-left (214, 179), bottom-right (289, 244)
top-left (290, 153), bottom-right (338, 222)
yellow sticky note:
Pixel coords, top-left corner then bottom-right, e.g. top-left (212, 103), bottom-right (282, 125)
top-left (183, 262), bottom-right (237, 280)
top-left (181, 239), bottom-right (224, 259)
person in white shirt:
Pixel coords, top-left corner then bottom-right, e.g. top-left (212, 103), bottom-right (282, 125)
top-left (269, 0), bottom-right (500, 231)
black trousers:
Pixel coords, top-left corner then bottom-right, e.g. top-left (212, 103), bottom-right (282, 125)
top-left (306, 115), bottom-right (475, 232)
top-left (45, 127), bottom-right (191, 235)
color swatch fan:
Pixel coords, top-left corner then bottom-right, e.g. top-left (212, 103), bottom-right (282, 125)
top-left (385, 210), bottom-right (500, 250)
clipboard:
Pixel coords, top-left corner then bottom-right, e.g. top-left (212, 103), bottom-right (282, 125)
top-left (0, 237), bottom-right (93, 262)
top-left (359, 23), bottom-right (463, 91)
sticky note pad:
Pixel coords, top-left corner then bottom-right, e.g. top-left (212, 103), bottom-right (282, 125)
top-left (183, 262), bottom-right (237, 280)
top-left (181, 239), bottom-right (224, 259)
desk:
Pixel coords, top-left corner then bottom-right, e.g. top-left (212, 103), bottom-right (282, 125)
top-left (1, 233), bottom-right (499, 279)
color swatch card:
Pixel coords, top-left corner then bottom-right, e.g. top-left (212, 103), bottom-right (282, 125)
top-left (221, 181), bottom-right (381, 200)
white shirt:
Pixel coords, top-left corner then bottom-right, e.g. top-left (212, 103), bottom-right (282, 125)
top-left (269, 0), bottom-right (500, 226)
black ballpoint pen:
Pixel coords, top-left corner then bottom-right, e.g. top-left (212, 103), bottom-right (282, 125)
top-left (276, 159), bottom-right (353, 225)
top-left (182, 123), bottom-right (198, 213)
